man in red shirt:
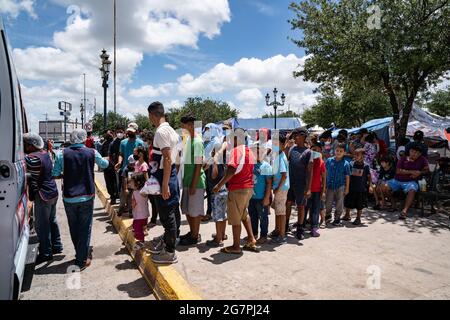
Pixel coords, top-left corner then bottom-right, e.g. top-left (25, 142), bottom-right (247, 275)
top-left (213, 128), bottom-right (258, 254)
top-left (85, 132), bottom-right (95, 149)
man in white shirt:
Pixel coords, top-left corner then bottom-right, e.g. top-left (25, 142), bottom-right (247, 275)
top-left (147, 101), bottom-right (181, 264)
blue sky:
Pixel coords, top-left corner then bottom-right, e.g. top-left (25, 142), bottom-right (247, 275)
top-left (1, 0), bottom-right (316, 132)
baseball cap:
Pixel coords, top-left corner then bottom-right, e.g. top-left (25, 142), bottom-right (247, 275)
top-left (292, 127), bottom-right (308, 137)
top-left (127, 122), bottom-right (139, 133)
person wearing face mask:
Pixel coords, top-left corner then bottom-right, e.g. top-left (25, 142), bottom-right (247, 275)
top-left (101, 130), bottom-right (119, 205)
top-left (115, 123), bottom-right (145, 215)
top-left (109, 127), bottom-right (125, 203)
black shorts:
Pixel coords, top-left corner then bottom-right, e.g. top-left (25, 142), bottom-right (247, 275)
top-left (344, 192), bottom-right (367, 210)
top-left (287, 185), bottom-right (306, 207)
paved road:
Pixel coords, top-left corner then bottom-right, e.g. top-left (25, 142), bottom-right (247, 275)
top-left (21, 182), bottom-right (154, 300)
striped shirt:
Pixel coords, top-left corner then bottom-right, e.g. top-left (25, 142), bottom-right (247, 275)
top-left (25, 150), bottom-right (58, 201)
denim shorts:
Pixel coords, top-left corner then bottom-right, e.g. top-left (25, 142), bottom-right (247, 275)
top-left (387, 179), bottom-right (419, 193)
top-left (211, 190), bottom-right (228, 222)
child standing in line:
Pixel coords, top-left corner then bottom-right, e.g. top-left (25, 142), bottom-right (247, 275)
top-left (271, 133), bottom-right (290, 245)
top-left (206, 141), bottom-right (229, 247)
top-left (325, 144), bottom-right (351, 226)
top-left (130, 172), bottom-right (150, 250)
top-left (308, 142), bottom-right (326, 236)
top-left (249, 142), bottom-right (273, 245)
top-left (134, 146), bottom-right (150, 179)
top-left (342, 149), bottom-right (373, 225)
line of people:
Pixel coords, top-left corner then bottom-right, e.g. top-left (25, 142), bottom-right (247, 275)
top-left (24, 99), bottom-right (431, 268)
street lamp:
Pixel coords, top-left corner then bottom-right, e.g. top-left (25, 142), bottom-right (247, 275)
top-left (265, 88), bottom-right (286, 130)
top-left (100, 49), bottom-right (112, 131)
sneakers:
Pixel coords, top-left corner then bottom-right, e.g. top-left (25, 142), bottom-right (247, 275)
top-left (352, 218), bottom-right (362, 226)
top-left (133, 241), bottom-right (145, 251)
top-left (151, 248), bottom-right (178, 264)
top-left (311, 228), bottom-right (320, 237)
top-left (399, 212), bottom-right (407, 220)
top-left (295, 229), bottom-right (304, 240)
top-left (148, 238), bottom-right (165, 254)
top-left (256, 237), bottom-right (268, 245)
top-left (35, 254), bottom-right (53, 265)
top-left (269, 229), bottom-right (280, 238)
top-left (270, 235), bottom-right (287, 245)
top-left (180, 232), bottom-right (192, 240)
top-left (179, 234), bottom-right (201, 246)
top-left (332, 219), bottom-right (342, 227)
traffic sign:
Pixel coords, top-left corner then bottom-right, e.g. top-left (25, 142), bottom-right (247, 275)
top-left (60, 111), bottom-right (71, 117)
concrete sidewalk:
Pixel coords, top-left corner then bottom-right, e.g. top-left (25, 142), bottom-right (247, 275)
top-left (96, 173), bottom-right (450, 300)
top-left (22, 181), bottom-right (154, 300)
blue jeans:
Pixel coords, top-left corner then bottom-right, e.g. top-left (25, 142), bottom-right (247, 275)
top-left (249, 199), bottom-right (269, 238)
top-left (64, 199), bottom-right (94, 266)
top-left (307, 192), bottom-right (321, 229)
top-left (34, 194), bottom-right (62, 257)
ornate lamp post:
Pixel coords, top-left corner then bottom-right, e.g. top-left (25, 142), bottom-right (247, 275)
top-left (100, 49), bottom-right (112, 131)
top-left (265, 88), bottom-right (286, 130)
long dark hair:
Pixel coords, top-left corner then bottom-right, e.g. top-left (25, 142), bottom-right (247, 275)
top-left (135, 146), bottom-right (149, 164)
top-left (131, 172), bottom-right (146, 190)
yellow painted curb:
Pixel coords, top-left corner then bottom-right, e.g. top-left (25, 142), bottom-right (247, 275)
top-left (95, 179), bottom-right (202, 300)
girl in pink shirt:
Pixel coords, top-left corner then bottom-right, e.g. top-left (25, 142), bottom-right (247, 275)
top-left (130, 173), bottom-right (150, 250)
top-left (134, 146), bottom-right (149, 180)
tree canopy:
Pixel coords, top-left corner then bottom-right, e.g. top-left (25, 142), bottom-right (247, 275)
top-left (166, 97), bottom-right (239, 129)
top-left (262, 110), bottom-right (301, 118)
top-left (425, 88), bottom-right (450, 117)
top-left (290, 0), bottom-right (450, 144)
top-left (91, 112), bottom-right (129, 135)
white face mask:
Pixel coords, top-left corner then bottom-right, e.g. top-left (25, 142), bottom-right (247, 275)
top-left (203, 131), bottom-right (212, 142)
top-left (117, 133), bottom-right (124, 139)
top-left (312, 151), bottom-right (322, 160)
top-left (324, 141), bottom-right (331, 146)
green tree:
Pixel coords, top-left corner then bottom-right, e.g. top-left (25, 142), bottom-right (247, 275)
top-left (262, 110), bottom-right (301, 118)
top-left (301, 84), bottom-right (392, 128)
top-left (133, 113), bottom-right (152, 132)
top-left (166, 97), bottom-right (239, 129)
top-left (290, 0), bottom-right (450, 144)
top-left (92, 112), bottom-right (130, 135)
top-left (426, 88), bottom-right (450, 117)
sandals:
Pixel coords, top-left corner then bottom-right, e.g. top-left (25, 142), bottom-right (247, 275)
top-left (242, 243), bottom-right (260, 253)
top-left (220, 247), bottom-right (242, 255)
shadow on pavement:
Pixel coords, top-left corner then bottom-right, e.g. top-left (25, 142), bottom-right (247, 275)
top-left (364, 209), bottom-right (450, 235)
top-left (115, 259), bottom-right (137, 271)
top-left (117, 278), bottom-right (153, 299)
top-left (202, 251), bottom-right (243, 264)
top-left (35, 259), bottom-right (74, 275)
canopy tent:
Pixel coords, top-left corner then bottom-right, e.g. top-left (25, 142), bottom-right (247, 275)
top-left (332, 108), bottom-right (450, 144)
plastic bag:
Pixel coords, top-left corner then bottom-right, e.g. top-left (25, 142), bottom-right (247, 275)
top-left (140, 175), bottom-right (161, 195)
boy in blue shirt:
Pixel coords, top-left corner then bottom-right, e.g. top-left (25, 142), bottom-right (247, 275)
top-left (249, 142), bottom-right (273, 244)
top-left (271, 133), bottom-right (290, 244)
top-left (325, 143), bottom-right (351, 226)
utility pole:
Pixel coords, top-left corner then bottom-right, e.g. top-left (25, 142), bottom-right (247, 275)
top-left (44, 113), bottom-right (48, 140)
top-left (83, 73), bottom-right (87, 127)
top-left (58, 101), bottom-right (72, 142)
top-left (114, 0), bottom-right (117, 113)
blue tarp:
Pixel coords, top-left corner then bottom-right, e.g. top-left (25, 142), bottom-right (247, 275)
top-left (234, 117), bottom-right (302, 131)
top-left (332, 117), bottom-right (392, 146)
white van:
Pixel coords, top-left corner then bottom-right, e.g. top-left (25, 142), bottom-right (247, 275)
top-left (0, 17), bottom-right (38, 300)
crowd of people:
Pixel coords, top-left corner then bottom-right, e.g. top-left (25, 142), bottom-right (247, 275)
top-left (23, 101), bottom-right (431, 268)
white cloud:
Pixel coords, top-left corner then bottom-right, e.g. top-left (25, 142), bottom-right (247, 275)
top-left (0, 0), bottom-right (37, 19)
top-left (164, 64), bottom-right (178, 71)
top-left (177, 54), bottom-right (316, 96)
top-left (129, 83), bottom-right (174, 98)
top-left (12, 0), bottom-right (231, 131)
